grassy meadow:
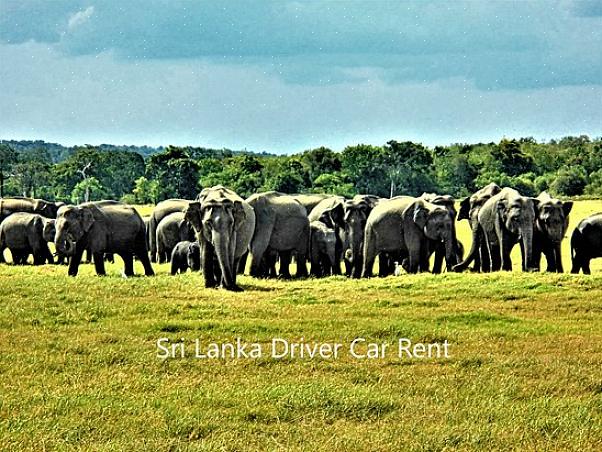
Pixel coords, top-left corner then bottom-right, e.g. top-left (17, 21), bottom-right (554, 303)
top-left (0, 201), bottom-right (601, 451)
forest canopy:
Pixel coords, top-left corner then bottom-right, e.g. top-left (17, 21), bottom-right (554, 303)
top-left (0, 136), bottom-right (600, 203)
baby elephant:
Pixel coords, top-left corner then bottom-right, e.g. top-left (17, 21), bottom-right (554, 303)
top-left (309, 220), bottom-right (337, 277)
top-left (170, 241), bottom-right (201, 275)
top-left (0, 212), bottom-right (55, 265)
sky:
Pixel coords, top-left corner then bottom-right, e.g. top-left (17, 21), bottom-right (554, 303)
top-left (0, 0), bottom-right (601, 154)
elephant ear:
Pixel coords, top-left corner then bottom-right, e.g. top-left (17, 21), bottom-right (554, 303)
top-left (411, 201), bottom-right (429, 230)
top-left (79, 208), bottom-right (95, 232)
top-left (326, 203), bottom-right (345, 229)
top-left (529, 198), bottom-right (540, 215)
top-left (458, 198), bottom-right (470, 220)
top-left (232, 200), bottom-right (246, 231)
top-left (184, 202), bottom-right (203, 232)
top-left (562, 201), bottom-right (573, 217)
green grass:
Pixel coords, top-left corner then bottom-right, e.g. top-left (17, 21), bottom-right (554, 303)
top-left (0, 201), bottom-right (602, 451)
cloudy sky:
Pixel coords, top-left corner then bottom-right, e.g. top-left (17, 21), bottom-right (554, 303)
top-left (1, 0), bottom-right (601, 153)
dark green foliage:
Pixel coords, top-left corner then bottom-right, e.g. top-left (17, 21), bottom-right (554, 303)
top-left (1, 136), bottom-right (601, 201)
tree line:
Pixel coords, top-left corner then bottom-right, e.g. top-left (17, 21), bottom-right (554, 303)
top-left (0, 135), bottom-right (600, 203)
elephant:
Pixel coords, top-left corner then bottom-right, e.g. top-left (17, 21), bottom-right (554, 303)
top-left (246, 191), bottom-right (309, 279)
top-left (308, 196), bottom-right (346, 275)
top-left (532, 192), bottom-right (572, 272)
top-left (0, 212), bottom-right (55, 265)
top-left (170, 240), bottom-right (201, 275)
top-left (0, 197), bottom-right (60, 222)
top-left (185, 186), bottom-right (255, 291)
top-left (79, 200), bottom-right (123, 264)
top-left (148, 199), bottom-right (190, 262)
top-left (453, 183), bottom-right (502, 272)
top-left (570, 213), bottom-right (602, 274)
top-left (341, 195), bottom-right (380, 278)
top-left (155, 212), bottom-right (195, 263)
top-left (362, 197), bottom-right (457, 277)
top-left (418, 193), bottom-right (463, 273)
top-left (291, 194), bottom-right (333, 214)
top-left (309, 220), bottom-right (337, 277)
top-left (54, 202), bottom-right (154, 277)
top-left (477, 187), bottom-right (538, 272)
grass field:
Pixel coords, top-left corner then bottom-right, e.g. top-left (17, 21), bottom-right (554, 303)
top-left (0, 201), bottom-right (601, 451)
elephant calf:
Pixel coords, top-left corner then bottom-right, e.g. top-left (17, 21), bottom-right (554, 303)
top-left (170, 241), bottom-right (201, 275)
top-left (309, 220), bottom-right (337, 277)
top-left (571, 213), bottom-right (602, 274)
top-left (533, 192), bottom-right (572, 272)
top-left (0, 212), bottom-right (55, 265)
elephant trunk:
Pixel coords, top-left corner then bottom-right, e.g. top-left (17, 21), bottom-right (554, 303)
top-left (521, 226), bottom-right (536, 271)
top-left (212, 230), bottom-right (236, 289)
top-left (347, 226), bottom-right (364, 278)
top-left (55, 229), bottom-right (76, 257)
top-left (444, 235), bottom-right (457, 269)
top-left (453, 219), bottom-right (479, 271)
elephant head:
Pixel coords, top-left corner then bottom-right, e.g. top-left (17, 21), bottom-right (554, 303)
top-left (344, 195), bottom-right (379, 278)
top-left (42, 219), bottom-right (56, 243)
top-left (408, 199), bottom-right (456, 267)
top-left (54, 206), bottom-right (95, 256)
top-left (187, 242), bottom-right (202, 271)
top-left (317, 202), bottom-right (345, 230)
top-left (535, 192), bottom-right (572, 243)
top-left (185, 197), bottom-right (246, 289)
top-left (34, 199), bottom-right (60, 218)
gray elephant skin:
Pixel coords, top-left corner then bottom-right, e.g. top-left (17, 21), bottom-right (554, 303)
top-left (0, 197), bottom-right (60, 222)
top-left (362, 196), bottom-right (457, 277)
top-left (156, 212), bottom-right (195, 263)
top-left (478, 187), bottom-right (538, 272)
top-left (148, 199), bottom-right (190, 262)
top-left (55, 202), bottom-right (154, 277)
top-left (185, 186), bottom-right (255, 291)
top-left (291, 194), bottom-right (332, 214)
top-left (571, 213), bottom-right (602, 274)
top-left (454, 183), bottom-right (502, 272)
top-left (170, 240), bottom-right (201, 275)
top-left (246, 191), bottom-right (308, 279)
top-left (308, 196), bottom-right (346, 275)
top-left (533, 192), bottom-right (572, 272)
top-left (341, 195), bottom-right (380, 278)
top-left (0, 212), bottom-right (55, 265)
top-left (309, 220), bottom-right (337, 277)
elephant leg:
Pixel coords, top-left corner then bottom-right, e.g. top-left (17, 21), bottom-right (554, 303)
top-left (203, 242), bottom-right (219, 288)
top-left (237, 251), bottom-right (248, 274)
top-left (85, 248), bottom-right (93, 264)
top-left (361, 229), bottom-right (377, 278)
top-left (542, 246), bottom-right (554, 272)
top-left (94, 252), bottom-right (106, 276)
top-left (489, 241), bottom-right (501, 272)
top-left (135, 246), bottom-right (155, 276)
top-left (295, 253), bottom-right (308, 278)
top-left (555, 244), bottom-right (563, 273)
top-left (479, 240), bottom-right (490, 272)
top-left (279, 251), bottom-right (292, 279)
top-left (68, 243), bottom-right (85, 276)
top-left (583, 258), bottom-right (591, 275)
top-left (432, 244), bottom-right (444, 274)
top-left (501, 238), bottom-right (513, 271)
top-left (121, 253), bottom-right (134, 277)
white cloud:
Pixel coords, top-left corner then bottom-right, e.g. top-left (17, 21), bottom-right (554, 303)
top-left (67, 6), bottom-right (94, 30)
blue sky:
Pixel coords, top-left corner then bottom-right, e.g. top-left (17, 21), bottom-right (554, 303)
top-left (1, 0), bottom-right (600, 153)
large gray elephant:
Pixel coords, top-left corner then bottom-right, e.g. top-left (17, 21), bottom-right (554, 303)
top-left (185, 186), bottom-right (255, 291)
top-left (478, 187), bottom-right (538, 272)
top-left (0, 197), bottom-right (60, 222)
top-left (570, 213), bottom-right (602, 274)
top-left (0, 212), bottom-right (55, 265)
top-left (246, 191), bottom-right (309, 279)
top-left (309, 220), bottom-right (337, 277)
top-left (291, 194), bottom-right (333, 214)
top-left (453, 183), bottom-right (502, 272)
top-left (308, 196), bottom-right (345, 275)
top-left (148, 199), bottom-right (190, 262)
top-left (532, 192), bottom-right (572, 273)
top-left (54, 202), bottom-right (154, 277)
top-left (362, 197), bottom-right (457, 277)
top-left (155, 212), bottom-right (195, 263)
top-left (342, 195), bottom-right (380, 278)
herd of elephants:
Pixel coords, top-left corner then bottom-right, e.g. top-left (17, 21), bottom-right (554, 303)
top-left (0, 183), bottom-right (601, 291)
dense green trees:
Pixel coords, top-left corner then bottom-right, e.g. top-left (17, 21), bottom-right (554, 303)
top-left (1, 136), bottom-right (601, 202)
